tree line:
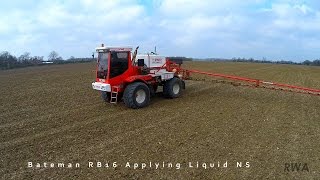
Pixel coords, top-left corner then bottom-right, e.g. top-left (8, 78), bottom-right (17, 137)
top-left (0, 51), bottom-right (93, 70)
top-left (1, 50), bottom-right (320, 70)
top-left (230, 57), bottom-right (320, 66)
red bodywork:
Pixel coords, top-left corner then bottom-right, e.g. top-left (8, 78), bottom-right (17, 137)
top-left (95, 51), bottom-right (163, 92)
top-left (95, 48), bottom-right (320, 96)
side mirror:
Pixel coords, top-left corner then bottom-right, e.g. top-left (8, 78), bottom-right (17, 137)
top-left (137, 59), bottom-right (144, 67)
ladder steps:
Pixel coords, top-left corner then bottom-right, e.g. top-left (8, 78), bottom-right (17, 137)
top-left (110, 86), bottom-right (120, 103)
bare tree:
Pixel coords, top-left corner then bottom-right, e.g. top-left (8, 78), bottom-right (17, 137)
top-left (68, 56), bottom-right (75, 61)
top-left (18, 52), bottom-right (31, 63)
top-left (0, 51), bottom-right (17, 69)
top-left (48, 51), bottom-right (59, 61)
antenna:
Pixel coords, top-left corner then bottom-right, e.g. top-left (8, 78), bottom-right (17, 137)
top-left (151, 46), bottom-right (157, 55)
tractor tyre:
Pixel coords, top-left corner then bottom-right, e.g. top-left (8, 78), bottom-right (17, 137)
top-left (123, 82), bottom-right (150, 109)
top-left (163, 77), bottom-right (182, 98)
top-left (101, 91), bottom-right (111, 102)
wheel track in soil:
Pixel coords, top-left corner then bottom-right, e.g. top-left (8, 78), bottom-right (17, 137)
top-left (1, 81), bottom-right (208, 140)
top-left (1, 81), bottom-right (211, 149)
top-left (0, 101), bottom-right (98, 129)
top-left (5, 112), bottom-right (181, 179)
top-left (118, 85), bottom-right (284, 179)
top-left (2, 81), bottom-right (216, 178)
top-left (0, 81), bottom-right (204, 126)
top-left (0, 108), bottom-right (125, 149)
top-left (0, 71), bottom-right (320, 177)
top-left (84, 85), bottom-right (251, 178)
top-left (0, 89), bottom-right (94, 123)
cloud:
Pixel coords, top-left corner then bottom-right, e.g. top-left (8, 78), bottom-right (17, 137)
top-left (0, 0), bottom-right (320, 61)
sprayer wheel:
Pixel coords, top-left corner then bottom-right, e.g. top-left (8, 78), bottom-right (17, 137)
top-left (123, 82), bottom-right (150, 109)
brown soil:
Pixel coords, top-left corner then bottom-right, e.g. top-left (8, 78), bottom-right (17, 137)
top-left (1, 62), bottom-right (319, 179)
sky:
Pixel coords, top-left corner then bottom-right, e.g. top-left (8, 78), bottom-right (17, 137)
top-left (0, 0), bottom-right (320, 61)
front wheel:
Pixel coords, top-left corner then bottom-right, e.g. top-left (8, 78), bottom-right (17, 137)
top-left (101, 91), bottom-right (111, 102)
top-left (163, 77), bottom-right (182, 98)
top-left (123, 82), bottom-right (150, 109)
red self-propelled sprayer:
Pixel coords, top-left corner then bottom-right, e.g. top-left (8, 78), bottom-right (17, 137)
top-left (91, 44), bottom-right (320, 109)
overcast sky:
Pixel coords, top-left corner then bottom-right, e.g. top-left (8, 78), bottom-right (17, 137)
top-left (0, 0), bottom-right (320, 61)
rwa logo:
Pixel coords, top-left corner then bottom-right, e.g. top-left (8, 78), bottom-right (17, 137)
top-left (284, 163), bottom-right (309, 172)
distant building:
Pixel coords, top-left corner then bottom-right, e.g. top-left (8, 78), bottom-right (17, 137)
top-left (42, 61), bottom-right (54, 64)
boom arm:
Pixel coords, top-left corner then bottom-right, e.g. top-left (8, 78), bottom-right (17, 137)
top-left (183, 69), bottom-right (320, 96)
top-left (165, 60), bottom-right (320, 96)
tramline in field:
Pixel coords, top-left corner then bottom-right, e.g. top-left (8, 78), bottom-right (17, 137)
top-left (92, 44), bottom-right (320, 109)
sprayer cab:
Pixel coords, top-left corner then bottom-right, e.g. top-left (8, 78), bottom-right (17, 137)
top-left (95, 44), bottom-right (132, 81)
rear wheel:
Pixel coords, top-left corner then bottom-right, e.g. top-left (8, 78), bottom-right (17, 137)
top-left (123, 82), bottom-right (150, 109)
top-left (163, 77), bottom-right (182, 98)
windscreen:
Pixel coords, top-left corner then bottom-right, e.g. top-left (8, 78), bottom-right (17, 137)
top-left (97, 52), bottom-right (108, 79)
top-left (109, 51), bottom-right (129, 78)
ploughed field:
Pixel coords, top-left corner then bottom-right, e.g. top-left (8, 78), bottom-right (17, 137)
top-left (1, 62), bottom-right (320, 179)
